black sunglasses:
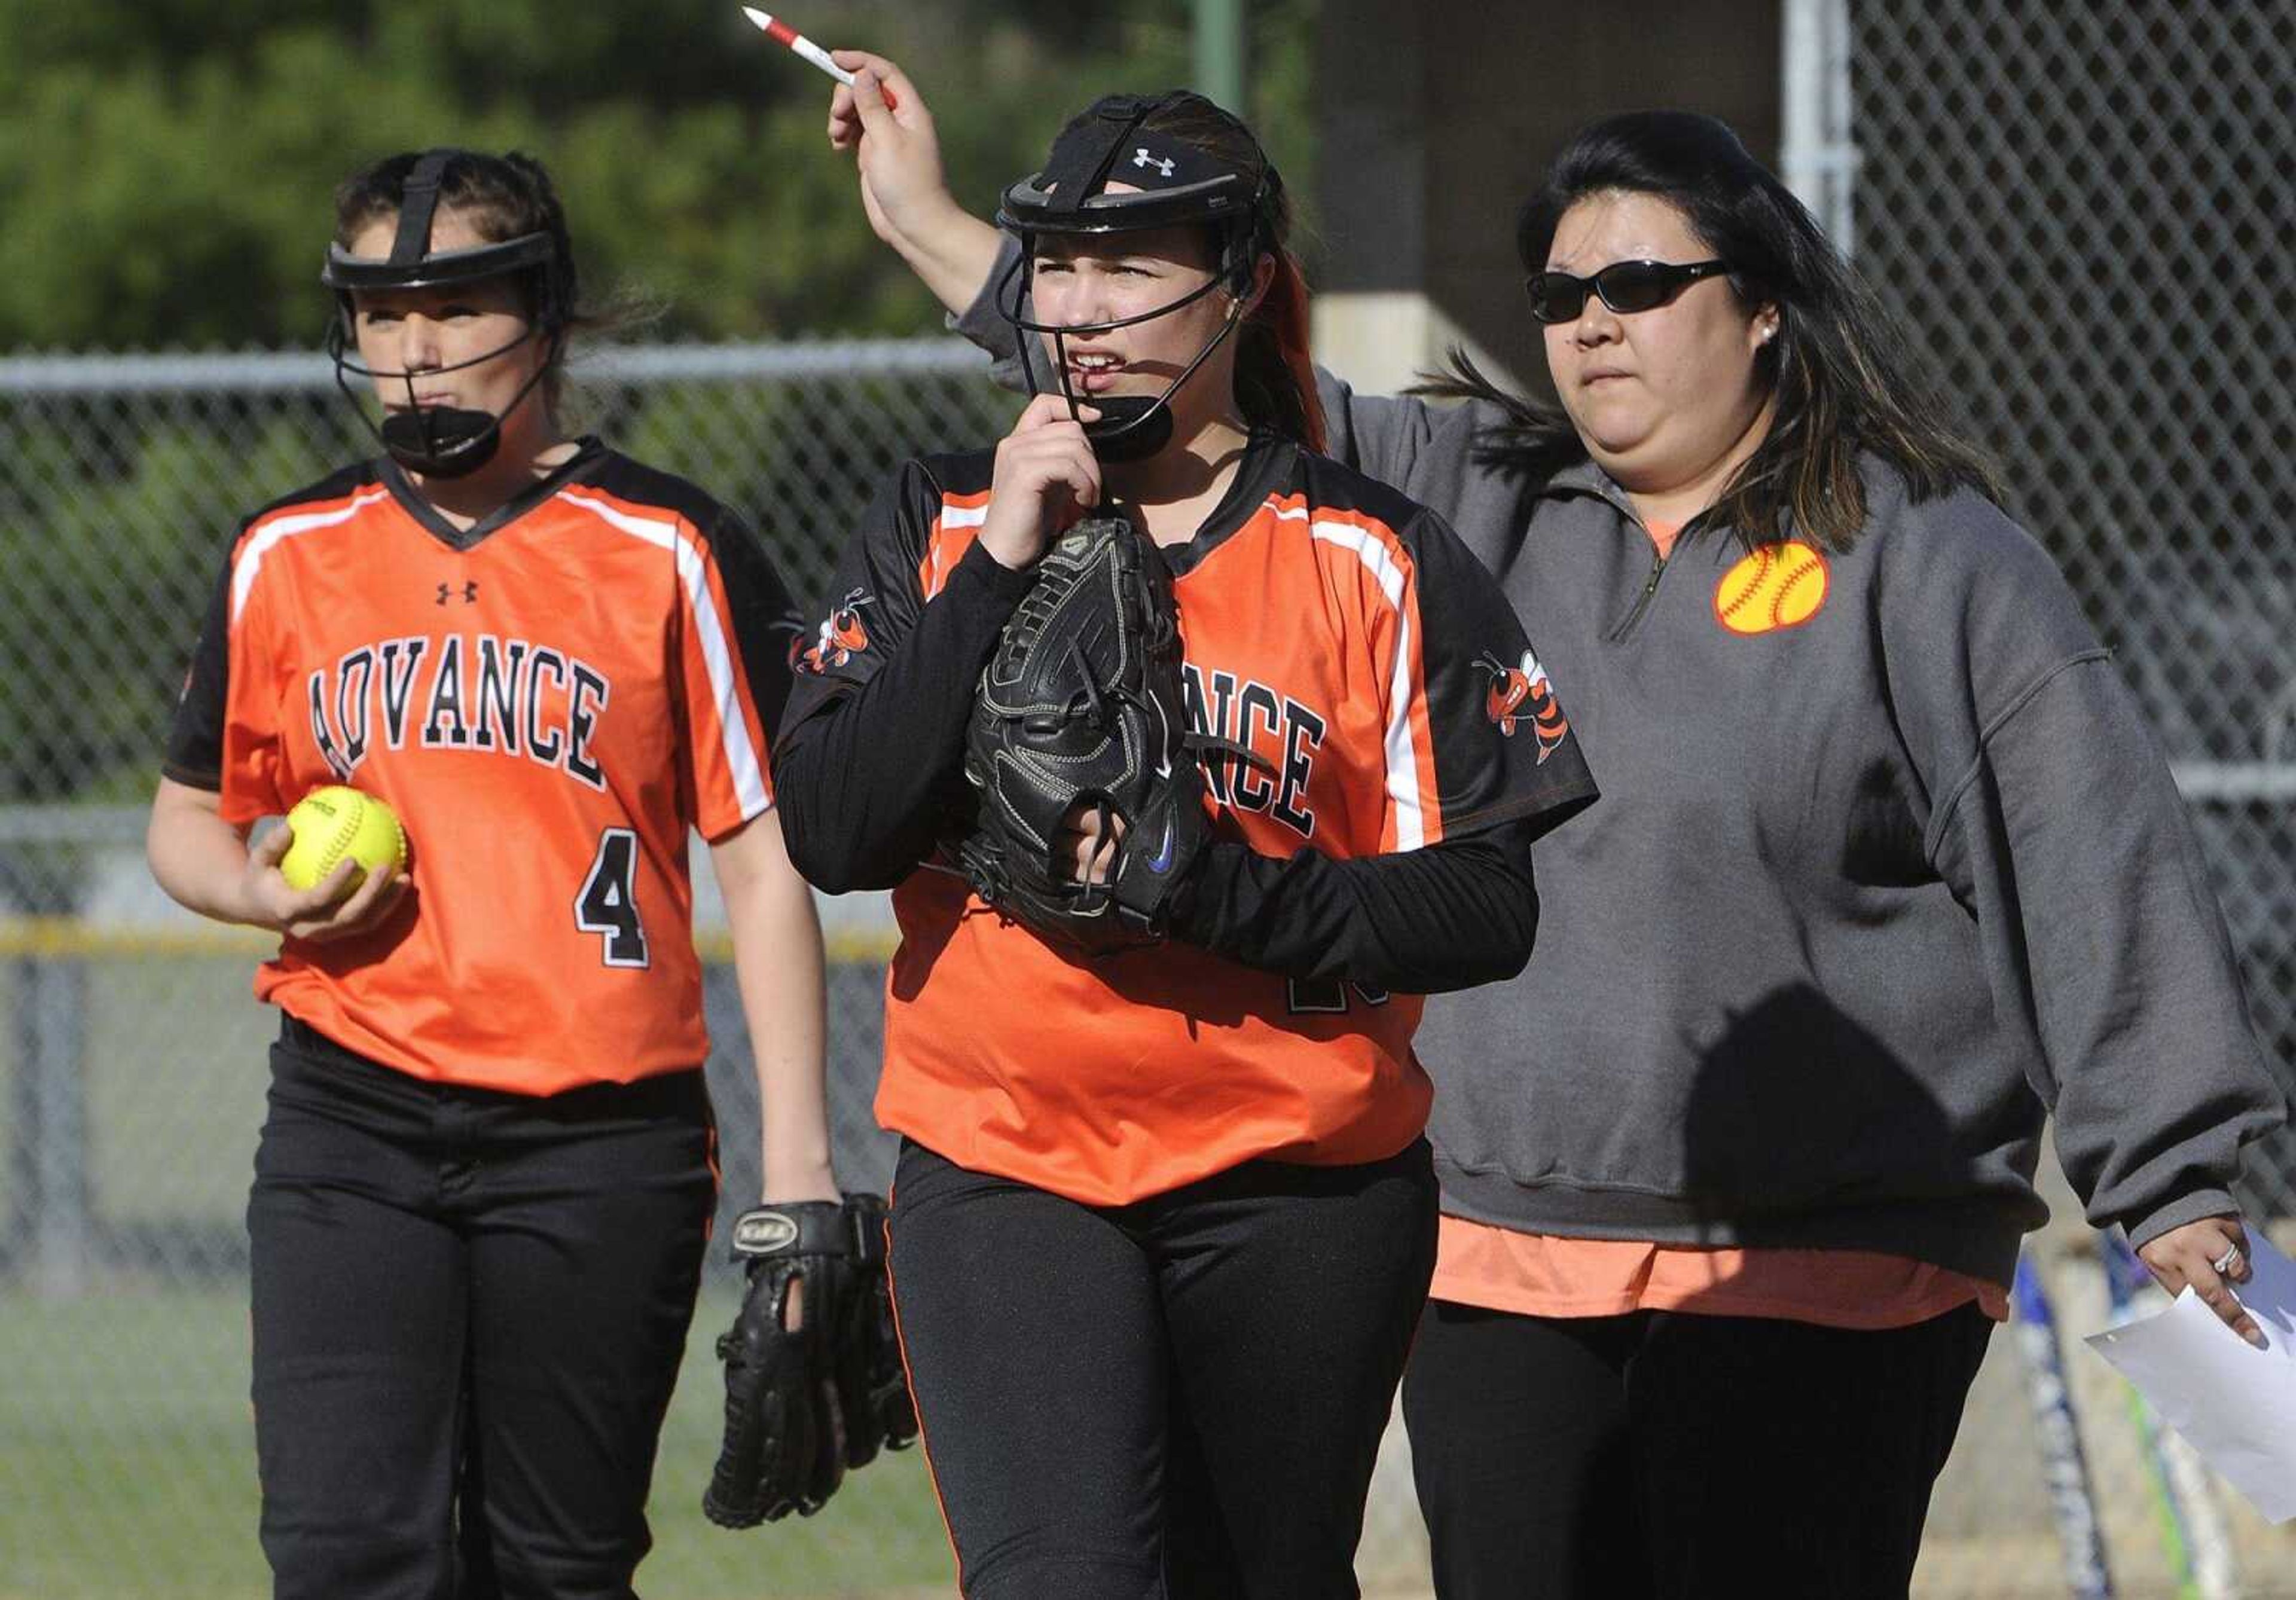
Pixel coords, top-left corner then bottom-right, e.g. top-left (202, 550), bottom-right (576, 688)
top-left (1525, 259), bottom-right (1731, 324)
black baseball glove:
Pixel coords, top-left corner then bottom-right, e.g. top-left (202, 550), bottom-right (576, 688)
top-left (703, 1196), bottom-right (912, 1527)
top-left (957, 515), bottom-right (1207, 956)
top-left (835, 1193), bottom-right (918, 1465)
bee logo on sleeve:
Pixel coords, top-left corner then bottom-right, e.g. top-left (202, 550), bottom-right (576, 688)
top-left (1475, 649), bottom-right (1570, 764)
top-left (790, 587), bottom-right (874, 674)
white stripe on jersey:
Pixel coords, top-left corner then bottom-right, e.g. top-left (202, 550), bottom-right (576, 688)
top-left (561, 490), bottom-right (772, 819)
top-left (1307, 518), bottom-right (1424, 851)
top-left (926, 500), bottom-right (990, 599)
top-left (231, 490), bottom-right (392, 622)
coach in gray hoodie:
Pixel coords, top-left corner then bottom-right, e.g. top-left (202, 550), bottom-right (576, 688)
top-left (1313, 115), bottom-right (2281, 1598)
top-left (829, 65), bottom-right (2283, 1600)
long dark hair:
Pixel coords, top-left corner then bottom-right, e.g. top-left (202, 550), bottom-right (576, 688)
top-left (1129, 94), bottom-right (1326, 453)
top-left (332, 149), bottom-right (627, 417)
top-left (1421, 111), bottom-right (1999, 549)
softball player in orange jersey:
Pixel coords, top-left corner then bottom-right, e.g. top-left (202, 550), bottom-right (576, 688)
top-left (145, 147), bottom-right (842, 1599)
top-left (775, 89), bottom-right (1596, 1598)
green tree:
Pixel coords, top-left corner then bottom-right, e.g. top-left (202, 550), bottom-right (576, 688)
top-left (0, 0), bottom-right (1318, 801)
top-left (0, 0), bottom-right (1318, 349)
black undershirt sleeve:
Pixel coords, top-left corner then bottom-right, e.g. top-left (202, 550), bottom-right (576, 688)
top-left (772, 541), bottom-right (1035, 893)
top-left (1173, 819), bottom-right (1540, 994)
top-left (161, 548), bottom-right (236, 790)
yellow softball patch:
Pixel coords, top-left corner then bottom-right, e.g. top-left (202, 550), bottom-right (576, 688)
top-left (1714, 541), bottom-right (1830, 635)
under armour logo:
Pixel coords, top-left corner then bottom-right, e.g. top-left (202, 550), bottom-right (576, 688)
top-left (435, 580), bottom-right (480, 606)
top-left (1133, 148), bottom-right (1176, 178)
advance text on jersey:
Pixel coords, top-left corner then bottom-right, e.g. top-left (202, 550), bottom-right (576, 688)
top-left (306, 631), bottom-right (615, 790)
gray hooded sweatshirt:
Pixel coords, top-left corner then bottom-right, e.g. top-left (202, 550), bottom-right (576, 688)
top-left (960, 246), bottom-right (2283, 1286)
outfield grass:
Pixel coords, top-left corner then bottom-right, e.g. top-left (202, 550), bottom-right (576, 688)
top-left (1, 946), bottom-right (952, 1597)
top-left (0, 1284), bottom-right (956, 1600)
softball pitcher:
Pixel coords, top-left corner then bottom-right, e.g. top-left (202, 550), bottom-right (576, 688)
top-left (145, 146), bottom-right (875, 1599)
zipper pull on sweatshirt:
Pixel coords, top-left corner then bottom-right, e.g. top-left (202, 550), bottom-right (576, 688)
top-left (1610, 545), bottom-right (1670, 640)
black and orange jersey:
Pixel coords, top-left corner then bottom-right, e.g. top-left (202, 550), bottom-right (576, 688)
top-left (164, 441), bottom-right (798, 1096)
top-left (779, 433), bottom-right (1594, 1204)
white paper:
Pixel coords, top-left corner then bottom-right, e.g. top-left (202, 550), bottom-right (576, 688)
top-left (2085, 1229), bottom-right (2296, 1523)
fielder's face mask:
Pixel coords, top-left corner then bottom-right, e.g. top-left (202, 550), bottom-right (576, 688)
top-left (995, 92), bottom-right (1273, 463)
top-left (320, 149), bottom-right (566, 480)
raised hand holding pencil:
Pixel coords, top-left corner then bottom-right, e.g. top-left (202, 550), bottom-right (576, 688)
top-left (742, 10), bottom-right (851, 86)
top-left (743, 8), bottom-right (897, 105)
top-left (820, 51), bottom-right (998, 314)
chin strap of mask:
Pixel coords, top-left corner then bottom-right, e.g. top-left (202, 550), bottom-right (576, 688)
top-left (327, 314), bottom-right (558, 481)
top-left (374, 329), bottom-right (558, 480)
top-left (997, 249), bottom-right (1249, 463)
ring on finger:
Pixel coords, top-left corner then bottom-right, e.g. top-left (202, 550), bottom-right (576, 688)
top-left (2210, 1243), bottom-right (2243, 1275)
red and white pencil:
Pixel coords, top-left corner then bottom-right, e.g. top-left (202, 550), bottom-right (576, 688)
top-left (741, 8), bottom-right (856, 87)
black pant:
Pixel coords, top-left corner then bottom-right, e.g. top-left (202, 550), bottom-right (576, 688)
top-left (248, 1019), bottom-right (716, 1600)
top-left (1403, 1298), bottom-right (1995, 1600)
top-left (887, 1137), bottom-right (1438, 1600)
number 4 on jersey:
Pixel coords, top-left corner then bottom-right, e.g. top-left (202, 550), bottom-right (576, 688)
top-left (576, 828), bottom-right (651, 967)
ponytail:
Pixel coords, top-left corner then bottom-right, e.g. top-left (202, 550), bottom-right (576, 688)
top-left (1234, 249), bottom-right (1326, 453)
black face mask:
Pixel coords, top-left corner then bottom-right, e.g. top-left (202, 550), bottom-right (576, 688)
top-left (378, 405), bottom-right (502, 479)
top-left (1064, 390), bottom-right (1170, 464)
top-left (994, 246), bottom-right (1255, 465)
top-left (317, 148), bottom-right (568, 480)
top-left (347, 325), bottom-right (557, 480)
top-left (994, 93), bottom-right (1271, 464)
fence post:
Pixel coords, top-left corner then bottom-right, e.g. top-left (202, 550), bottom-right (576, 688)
top-left (1779, 0), bottom-right (1859, 253)
top-left (5, 854), bottom-right (91, 1296)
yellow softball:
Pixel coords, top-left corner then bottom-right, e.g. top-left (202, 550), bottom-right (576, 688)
top-left (279, 786), bottom-right (408, 893)
top-left (1714, 540), bottom-right (1830, 635)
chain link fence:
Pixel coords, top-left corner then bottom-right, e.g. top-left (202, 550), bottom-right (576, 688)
top-left (1852, 4), bottom-right (2296, 1213)
top-left (4, 7), bottom-right (2294, 1595)
top-left (1851, 1), bottom-right (2296, 1595)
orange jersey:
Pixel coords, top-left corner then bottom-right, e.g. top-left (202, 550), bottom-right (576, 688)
top-left (164, 442), bottom-right (798, 1095)
top-left (782, 436), bottom-right (1596, 1204)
